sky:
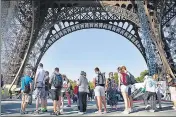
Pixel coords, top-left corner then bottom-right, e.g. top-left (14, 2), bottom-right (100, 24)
top-left (40, 29), bottom-right (148, 81)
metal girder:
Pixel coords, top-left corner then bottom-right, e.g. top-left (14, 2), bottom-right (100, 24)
top-left (161, 1), bottom-right (176, 26)
top-left (135, 0), bottom-right (157, 75)
top-left (37, 4), bottom-right (140, 41)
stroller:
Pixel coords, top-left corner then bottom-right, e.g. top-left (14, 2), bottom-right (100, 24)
top-left (131, 88), bottom-right (145, 100)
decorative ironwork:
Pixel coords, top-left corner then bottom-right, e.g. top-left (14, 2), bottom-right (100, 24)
top-left (27, 21), bottom-right (146, 70)
top-left (135, 0), bottom-right (157, 75)
top-left (1, 0), bottom-right (176, 89)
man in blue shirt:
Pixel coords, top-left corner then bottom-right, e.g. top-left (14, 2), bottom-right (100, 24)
top-left (20, 70), bottom-right (33, 115)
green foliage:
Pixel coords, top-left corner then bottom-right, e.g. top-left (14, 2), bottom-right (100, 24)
top-left (69, 79), bottom-right (76, 88)
top-left (89, 81), bottom-right (94, 89)
top-left (69, 79), bottom-right (94, 89)
top-left (136, 70), bottom-right (148, 82)
top-left (113, 72), bottom-right (119, 84)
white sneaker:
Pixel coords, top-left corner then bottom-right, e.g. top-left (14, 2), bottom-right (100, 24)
top-left (129, 108), bottom-right (137, 112)
top-left (145, 105), bottom-right (151, 110)
top-left (95, 111), bottom-right (102, 114)
top-left (78, 112), bottom-right (84, 115)
top-left (149, 110), bottom-right (155, 112)
top-left (60, 109), bottom-right (63, 113)
top-left (122, 110), bottom-right (130, 114)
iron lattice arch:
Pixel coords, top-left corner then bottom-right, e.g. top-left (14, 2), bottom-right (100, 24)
top-left (26, 5), bottom-right (146, 75)
top-left (2, 0), bottom-right (176, 87)
top-left (28, 22), bottom-right (146, 69)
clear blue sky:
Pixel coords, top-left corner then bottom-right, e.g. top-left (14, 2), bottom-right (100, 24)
top-left (41, 29), bottom-right (148, 81)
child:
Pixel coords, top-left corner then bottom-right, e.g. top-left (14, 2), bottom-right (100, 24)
top-left (73, 85), bottom-right (78, 103)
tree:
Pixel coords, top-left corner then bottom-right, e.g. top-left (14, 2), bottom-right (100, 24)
top-left (113, 72), bottom-right (119, 84)
top-left (89, 81), bottom-right (94, 89)
top-left (136, 70), bottom-right (148, 82)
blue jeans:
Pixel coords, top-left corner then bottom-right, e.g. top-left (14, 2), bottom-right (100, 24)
top-left (78, 92), bottom-right (87, 112)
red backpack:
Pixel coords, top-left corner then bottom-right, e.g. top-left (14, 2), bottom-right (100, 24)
top-left (121, 73), bottom-right (128, 86)
top-left (73, 86), bottom-right (78, 94)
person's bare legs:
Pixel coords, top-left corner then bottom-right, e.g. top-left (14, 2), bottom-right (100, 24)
top-left (41, 98), bottom-right (45, 109)
top-left (21, 95), bottom-right (27, 112)
top-left (128, 96), bottom-right (133, 109)
top-left (58, 96), bottom-right (61, 112)
top-left (60, 96), bottom-right (64, 112)
top-left (43, 98), bottom-right (47, 110)
top-left (36, 97), bottom-right (40, 111)
top-left (122, 92), bottom-right (128, 111)
top-left (53, 100), bottom-right (57, 113)
top-left (97, 96), bottom-right (102, 112)
top-left (101, 96), bottom-right (107, 112)
top-left (21, 95), bottom-right (25, 111)
top-left (95, 96), bottom-right (98, 110)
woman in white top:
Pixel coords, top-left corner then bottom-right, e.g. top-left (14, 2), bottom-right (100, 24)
top-left (143, 74), bottom-right (157, 112)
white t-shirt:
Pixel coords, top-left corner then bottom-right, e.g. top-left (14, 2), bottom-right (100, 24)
top-left (36, 68), bottom-right (45, 82)
top-left (61, 80), bottom-right (68, 92)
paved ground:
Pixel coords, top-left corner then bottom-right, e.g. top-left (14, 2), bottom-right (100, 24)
top-left (1, 99), bottom-right (176, 116)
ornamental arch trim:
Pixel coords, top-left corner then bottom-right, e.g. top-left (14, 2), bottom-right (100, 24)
top-left (37, 4), bottom-right (141, 41)
top-left (27, 22), bottom-right (147, 71)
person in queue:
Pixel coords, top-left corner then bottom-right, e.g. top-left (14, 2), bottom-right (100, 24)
top-left (106, 72), bottom-right (118, 110)
top-left (143, 74), bottom-right (157, 112)
top-left (77, 71), bottom-right (89, 114)
top-left (34, 63), bottom-right (45, 114)
top-left (20, 70), bottom-right (33, 114)
top-left (118, 67), bottom-right (130, 114)
top-left (49, 67), bottom-right (63, 115)
top-left (93, 67), bottom-right (107, 114)
top-left (121, 66), bottom-right (135, 113)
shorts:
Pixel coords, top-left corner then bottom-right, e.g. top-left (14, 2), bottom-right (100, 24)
top-left (51, 89), bottom-right (61, 101)
top-left (22, 93), bottom-right (29, 103)
top-left (120, 85), bottom-right (129, 93)
top-left (43, 90), bottom-right (49, 99)
top-left (35, 87), bottom-right (45, 99)
top-left (94, 86), bottom-right (105, 96)
top-left (61, 92), bottom-right (66, 97)
top-left (128, 87), bottom-right (131, 96)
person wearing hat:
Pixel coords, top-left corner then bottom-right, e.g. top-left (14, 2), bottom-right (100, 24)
top-left (77, 71), bottom-right (89, 114)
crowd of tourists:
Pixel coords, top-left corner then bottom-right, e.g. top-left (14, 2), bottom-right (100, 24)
top-left (19, 63), bottom-right (176, 115)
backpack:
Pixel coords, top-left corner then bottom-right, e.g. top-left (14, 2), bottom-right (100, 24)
top-left (127, 72), bottom-right (137, 85)
top-left (53, 74), bottom-right (63, 89)
top-left (45, 77), bottom-right (50, 90)
top-left (97, 73), bottom-right (106, 86)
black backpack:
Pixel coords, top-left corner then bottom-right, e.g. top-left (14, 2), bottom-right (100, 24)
top-left (127, 72), bottom-right (137, 85)
top-left (45, 78), bottom-right (50, 90)
top-left (97, 73), bottom-right (105, 86)
top-left (53, 74), bottom-right (63, 89)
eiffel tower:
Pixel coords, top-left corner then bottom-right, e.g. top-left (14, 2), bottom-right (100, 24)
top-left (1, 0), bottom-right (176, 91)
